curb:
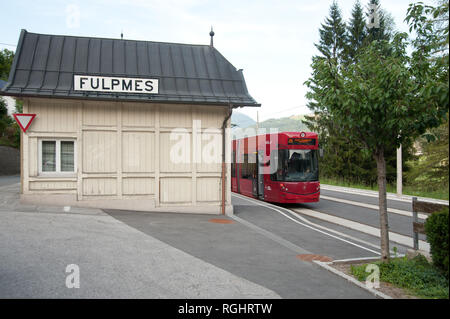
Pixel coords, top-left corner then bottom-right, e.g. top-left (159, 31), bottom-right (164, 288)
top-left (313, 259), bottom-right (394, 299)
top-left (321, 184), bottom-right (449, 205)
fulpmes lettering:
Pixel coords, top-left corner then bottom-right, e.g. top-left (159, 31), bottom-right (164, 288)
top-left (74, 75), bottom-right (159, 94)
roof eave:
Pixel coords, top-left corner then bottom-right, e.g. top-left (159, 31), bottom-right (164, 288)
top-left (0, 90), bottom-right (261, 107)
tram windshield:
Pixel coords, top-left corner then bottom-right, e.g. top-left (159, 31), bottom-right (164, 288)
top-left (271, 149), bottom-right (319, 182)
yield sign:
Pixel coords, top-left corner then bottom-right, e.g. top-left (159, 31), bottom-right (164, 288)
top-left (13, 113), bottom-right (36, 133)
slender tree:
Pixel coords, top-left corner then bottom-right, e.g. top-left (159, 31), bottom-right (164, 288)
top-left (346, 0), bottom-right (367, 63)
top-left (315, 1), bottom-right (347, 62)
top-left (305, 31), bottom-right (448, 261)
top-left (365, 0), bottom-right (391, 42)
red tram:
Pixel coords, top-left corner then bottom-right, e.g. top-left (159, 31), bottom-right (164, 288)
top-left (231, 132), bottom-right (320, 203)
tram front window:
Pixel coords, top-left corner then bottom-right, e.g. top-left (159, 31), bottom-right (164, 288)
top-left (271, 149), bottom-right (319, 182)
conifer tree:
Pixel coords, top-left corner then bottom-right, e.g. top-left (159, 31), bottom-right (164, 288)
top-left (366, 0), bottom-right (391, 42)
top-left (346, 0), bottom-right (367, 63)
top-left (315, 1), bottom-right (347, 62)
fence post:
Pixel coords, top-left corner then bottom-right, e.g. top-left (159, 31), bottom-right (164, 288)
top-left (412, 196), bottom-right (418, 250)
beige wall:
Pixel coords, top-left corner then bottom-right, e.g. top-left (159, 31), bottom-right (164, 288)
top-left (21, 97), bottom-right (232, 214)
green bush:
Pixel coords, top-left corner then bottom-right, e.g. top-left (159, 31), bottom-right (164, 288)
top-left (350, 255), bottom-right (449, 298)
top-left (425, 207), bottom-right (449, 277)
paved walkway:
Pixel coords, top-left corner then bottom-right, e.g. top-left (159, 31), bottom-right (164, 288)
top-left (0, 181), bottom-right (279, 298)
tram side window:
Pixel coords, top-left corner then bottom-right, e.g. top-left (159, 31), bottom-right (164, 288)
top-left (231, 151), bottom-right (236, 177)
top-left (241, 153), bottom-right (257, 179)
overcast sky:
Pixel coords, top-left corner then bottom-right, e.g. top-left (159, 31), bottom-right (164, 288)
top-left (0, 0), bottom-right (436, 121)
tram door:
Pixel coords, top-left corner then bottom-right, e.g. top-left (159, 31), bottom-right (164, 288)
top-left (257, 150), bottom-right (264, 200)
top-left (236, 140), bottom-right (241, 193)
top-left (252, 150), bottom-right (258, 197)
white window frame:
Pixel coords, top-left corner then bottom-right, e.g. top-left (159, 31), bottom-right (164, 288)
top-left (38, 139), bottom-right (77, 176)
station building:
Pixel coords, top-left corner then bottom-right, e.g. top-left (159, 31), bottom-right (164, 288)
top-left (1, 29), bottom-right (259, 214)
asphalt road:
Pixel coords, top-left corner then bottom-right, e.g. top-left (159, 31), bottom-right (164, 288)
top-left (106, 202), bottom-right (375, 298)
top-left (1, 174), bottom-right (444, 298)
top-left (297, 193), bottom-right (417, 238)
top-left (1, 176), bottom-right (374, 298)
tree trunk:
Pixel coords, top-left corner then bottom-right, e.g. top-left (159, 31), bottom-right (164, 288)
top-left (375, 148), bottom-right (390, 262)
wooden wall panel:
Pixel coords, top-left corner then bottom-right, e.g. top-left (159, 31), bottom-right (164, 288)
top-left (123, 178), bottom-right (155, 195)
top-left (82, 101), bottom-right (117, 126)
top-left (193, 105), bottom-right (225, 128)
top-left (196, 131), bottom-right (222, 173)
top-left (25, 98), bottom-right (231, 209)
top-left (196, 178), bottom-right (220, 202)
top-left (29, 181), bottom-right (77, 190)
top-left (160, 104), bottom-right (192, 128)
top-left (28, 137), bottom-right (38, 177)
top-left (27, 100), bottom-right (78, 132)
top-left (82, 131), bottom-right (117, 173)
top-left (159, 132), bottom-right (191, 172)
top-left (122, 132), bottom-right (155, 172)
top-left (160, 178), bottom-right (191, 203)
top-left (83, 178), bottom-right (117, 195)
top-left (122, 103), bottom-right (155, 127)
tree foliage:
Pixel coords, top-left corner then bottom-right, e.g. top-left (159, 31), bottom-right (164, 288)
top-left (403, 0), bottom-right (449, 192)
top-left (315, 1), bottom-right (347, 62)
top-left (305, 34), bottom-right (434, 160)
top-left (303, 0), bottom-right (414, 187)
top-left (346, 0), bottom-right (367, 63)
top-left (425, 207), bottom-right (449, 277)
top-left (304, 0), bottom-right (449, 260)
top-left (0, 49), bottom-right (14, 81)
top-left (0, 49), bottom-right (19, 148)
top-left (407, 117), bottom-right (449, 191)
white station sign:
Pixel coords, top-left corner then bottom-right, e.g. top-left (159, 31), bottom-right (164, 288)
top-left (74, 75), bottom-right (159, 94)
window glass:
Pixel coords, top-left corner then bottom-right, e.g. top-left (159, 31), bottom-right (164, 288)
top-left (231, 151), bottom-right (236, 178)
top-left (271, 149), bottom-right (319, 182)
top-left (61, 141), bottom-right (75, 172)
top-left (241, 153), bottom-right (257, 179)
top-left (42, 141), bottom-right (56, 172)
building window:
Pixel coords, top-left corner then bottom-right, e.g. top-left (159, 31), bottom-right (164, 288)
top-left (39, 139), bottom-right (76, 175)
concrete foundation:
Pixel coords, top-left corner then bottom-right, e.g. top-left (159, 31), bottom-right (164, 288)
top-left (20, 193), bottom-right (233, 215)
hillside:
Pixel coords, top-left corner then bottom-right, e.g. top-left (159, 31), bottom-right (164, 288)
top-left (255, 114), bottom-right (309, 132)
top-left (231, 111), bottom-right (256, 128)
top-left (231, 112), bottom-right (313, 139)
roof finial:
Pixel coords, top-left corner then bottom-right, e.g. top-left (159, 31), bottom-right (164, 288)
top-left (209, 26), bottom-right (215, 47)
top-left (121, 30), bottom-right (123, 40)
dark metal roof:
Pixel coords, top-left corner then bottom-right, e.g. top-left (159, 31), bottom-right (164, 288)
top-left (1, 30), bottom-right (260, 107)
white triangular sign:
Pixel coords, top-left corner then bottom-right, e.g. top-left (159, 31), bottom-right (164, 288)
top-left (13, 114), bottom-right (36, 133)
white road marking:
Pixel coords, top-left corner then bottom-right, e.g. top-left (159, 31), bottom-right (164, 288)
top-left (292, 207), bottom-right (430, 252)
top-left (321, 184), bottom-right (449, 205)
top-left (331, 255), bottom-right (405, 263)
top-left (320, 195), bottom-right (428, 220)
top-left (233, 193), bottom-right (390, 252)
top-left (232, 193), bottom-right (381, 255)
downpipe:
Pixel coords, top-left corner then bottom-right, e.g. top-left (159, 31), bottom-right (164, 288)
top-left (221, 104), bottom-right (234, 215)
